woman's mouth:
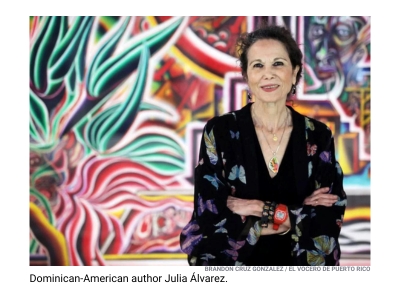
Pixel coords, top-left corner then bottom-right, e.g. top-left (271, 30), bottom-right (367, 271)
top-left (261, 85), bottom-right (279, 92)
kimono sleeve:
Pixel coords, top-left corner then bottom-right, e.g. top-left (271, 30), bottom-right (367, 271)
top-left (179, 118), bottom-right (243, 266)
top-left (292, 128), bottom-right (347, 266)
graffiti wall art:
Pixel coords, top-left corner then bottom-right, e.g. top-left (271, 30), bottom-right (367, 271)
top-left (29, 16), bottom-right (370, 266)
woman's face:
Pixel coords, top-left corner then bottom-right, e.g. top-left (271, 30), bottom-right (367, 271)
top-left (246, 39), bottom-right (299, 104)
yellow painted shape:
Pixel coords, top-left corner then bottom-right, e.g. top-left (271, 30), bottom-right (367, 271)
top-left (344, 207), bottom-right (370, 221)
top-left (30, 202), bottom-right (70, 265)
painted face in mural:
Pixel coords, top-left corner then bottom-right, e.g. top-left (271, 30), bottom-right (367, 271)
top-left (305, 16), bottom-right (368, 82)
top-left (246, 39), bottom-right (299, 104)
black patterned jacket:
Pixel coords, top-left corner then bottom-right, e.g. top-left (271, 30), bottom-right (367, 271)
top-left (180, 103), bottom-right (347, 266)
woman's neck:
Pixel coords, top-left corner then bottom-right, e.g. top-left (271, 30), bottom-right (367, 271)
top-left (251, 101), bottom-right (289, 132)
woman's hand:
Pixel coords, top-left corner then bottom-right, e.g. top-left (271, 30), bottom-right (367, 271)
top-left (303, 187), bottom-right (338, 207)
top-left (227, 196), bottom-right (292, 236)
top-left (226, 196), bottom-right (263, 217)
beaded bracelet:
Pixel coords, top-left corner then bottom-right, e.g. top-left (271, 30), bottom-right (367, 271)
top-left (261, 201), bottom-right (271, 228)
top-left (268, 201), bottom-right (277, 223)
top-left (261, 201), bottom-right (277, 228)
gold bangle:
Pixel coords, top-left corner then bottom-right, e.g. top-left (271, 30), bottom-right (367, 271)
top-left (278, 228), bottom-right (291, 235)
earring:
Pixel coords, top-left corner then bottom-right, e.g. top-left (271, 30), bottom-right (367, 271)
top-left (246, 88), bottom-right (252, 100)
top-left (291, 84), bottom-right (296, 95)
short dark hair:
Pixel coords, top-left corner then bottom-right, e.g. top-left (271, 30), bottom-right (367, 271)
top-left (236, 24), bottom-right (303, 86)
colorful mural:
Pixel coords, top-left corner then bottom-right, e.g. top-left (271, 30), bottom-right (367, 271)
top-left (29, 16), bottom-right (370, 266)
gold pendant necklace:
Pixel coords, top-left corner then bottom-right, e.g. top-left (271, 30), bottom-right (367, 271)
top-left (268, 115), bottom-right (287, 141)
top-left (252, 105), bottom-right (289, 174)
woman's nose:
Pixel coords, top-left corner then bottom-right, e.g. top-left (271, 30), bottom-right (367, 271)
top-left (262, 66), bottom-right (275, 79)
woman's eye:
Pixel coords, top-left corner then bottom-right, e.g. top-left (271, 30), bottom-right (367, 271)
top-left (252, 63), bottom-right (263, 68)
top-left (273, 61), bottom-right (284, 66)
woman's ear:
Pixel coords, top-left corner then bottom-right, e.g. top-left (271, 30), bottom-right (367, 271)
top-left (243, 74), bottom-right (248, 83)
top-left (292, 65), bottom-right (300, 84)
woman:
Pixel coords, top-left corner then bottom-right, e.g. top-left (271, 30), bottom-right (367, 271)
top-left (180, 24), bottom-right (347, 266)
